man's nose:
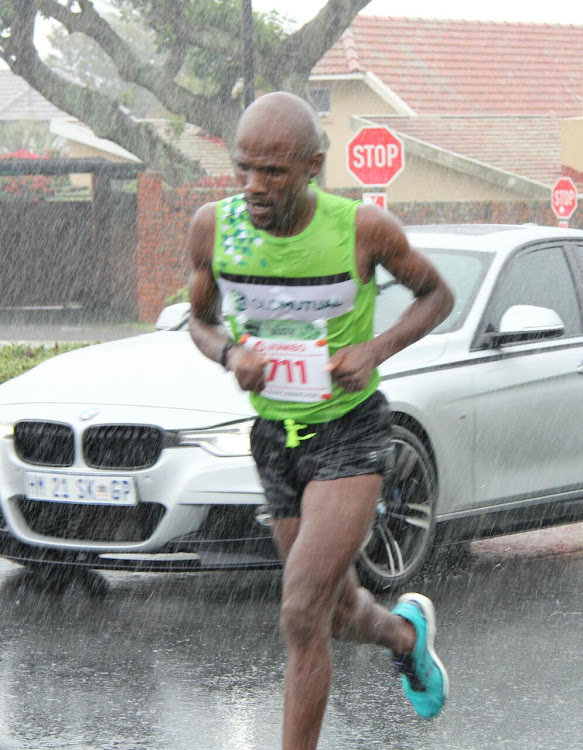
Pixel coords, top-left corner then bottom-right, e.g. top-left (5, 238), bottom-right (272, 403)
top-left (245, 169), bottom-right (266, 194)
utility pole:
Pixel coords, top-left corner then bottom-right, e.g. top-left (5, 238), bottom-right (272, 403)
top-left (241, 0), bottom-right (255, 107)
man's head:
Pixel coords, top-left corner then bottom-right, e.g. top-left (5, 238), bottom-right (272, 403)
top-left (234, 92), bottom-right (324, 233)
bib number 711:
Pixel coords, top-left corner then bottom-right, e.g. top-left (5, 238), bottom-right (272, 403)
top-left (240, 335), bottom-right (333, 403)
top-left (267, 358), bottom-right (308, 384)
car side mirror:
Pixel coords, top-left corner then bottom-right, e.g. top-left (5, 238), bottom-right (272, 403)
top-left (482, 305), bottom-right (564, 348)
top-left (155, 303), bottom-right (191, 331)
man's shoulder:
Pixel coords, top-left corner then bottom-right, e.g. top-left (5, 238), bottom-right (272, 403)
top-left (355, 202), bottom-right (404, 235)
top-left (190, 201), bottom-right (217, 229)
top-left (317, 187), bottom-right (360, 213)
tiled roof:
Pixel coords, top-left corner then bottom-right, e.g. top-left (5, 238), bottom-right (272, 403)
top-left (0, 69), bottom-right (70, 120)
top-left (368, 115), bottom-right (566, 187)
top-left (145, 120), bottom-right (234, 178)
top-left (313, 17), bottom-right (583, 117)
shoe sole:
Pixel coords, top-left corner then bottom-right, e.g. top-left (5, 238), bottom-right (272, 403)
top-left (398, 592), bottom-right (450, 701)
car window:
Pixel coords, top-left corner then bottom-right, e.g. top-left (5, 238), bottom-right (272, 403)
top-left (486, 245), bottom-right (582, 337)
top-left (566, 241), bottom-right (583, 287)
top-left (374, 249), bottom-right (490, 335)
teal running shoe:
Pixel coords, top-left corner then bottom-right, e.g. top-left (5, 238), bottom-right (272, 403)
top-left (390, 593), bottom-right (449, 719)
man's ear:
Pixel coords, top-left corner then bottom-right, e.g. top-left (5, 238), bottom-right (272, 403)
top-left (309, 151), bottom-right (325, 179)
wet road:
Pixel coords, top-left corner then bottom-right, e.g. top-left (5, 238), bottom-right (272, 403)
top-left (0, 525), bottom-right (581, 750)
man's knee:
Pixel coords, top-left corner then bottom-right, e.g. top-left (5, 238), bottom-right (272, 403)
top-left (280, 583), bottom-right (334, 647)
top-left (281, 599), bottom-right (319, 646)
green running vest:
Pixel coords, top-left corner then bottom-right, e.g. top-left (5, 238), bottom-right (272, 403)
top-left (212, 187), bottom-right (379, 423)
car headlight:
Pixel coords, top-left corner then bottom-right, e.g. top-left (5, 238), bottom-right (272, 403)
top-left (173, 420), bottom-right (253, 457)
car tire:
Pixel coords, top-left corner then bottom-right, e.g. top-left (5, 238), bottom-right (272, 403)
top-left (356, 422), bottom-right (437, 593)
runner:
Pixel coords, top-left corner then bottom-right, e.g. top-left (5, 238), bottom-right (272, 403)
top-left (188, 91), bottom-right (453, 750)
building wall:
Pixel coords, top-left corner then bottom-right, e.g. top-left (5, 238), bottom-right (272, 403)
top-left (561, 117), bottom-right (583, 173)
top-left (385, 153), bottom-right (528, 202)
top-left (136, 173), bottom-right (238, 322)
top-left (318, 80), bottom-right (542, 201)
top-left (318, 80), bottom-right (397, 189)
top-left (67, 141), bottom-right (134, 188)
top-left (135, 174), bottom-right (583, 323)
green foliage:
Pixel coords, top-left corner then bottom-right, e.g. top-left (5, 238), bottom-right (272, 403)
top-left (114, 0), bottom-right (290, 97)
top-left (0, 1), bottom-right (14, 32)
top-left (118, 87), bottom-right (137, 109)
top-left (44, 9), bottom-right (164, 118)
top-left (165, 115), bottom-right (186, 141)
top-left (0, 343), bottom-right (89, 384)
top-left (0, 122), bottom-right (66, 157)
top-left (165, 286), bottom-right (189, 305)
top-left (185, 7), bottom-right (289, 95)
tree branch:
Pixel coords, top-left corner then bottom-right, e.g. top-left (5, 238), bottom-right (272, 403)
top-left (38, 0), bottom-right (241, 141)
top-left (6, 2), bottom-right (207, 186)
top-left (272, 0), bottom-right (371, 88)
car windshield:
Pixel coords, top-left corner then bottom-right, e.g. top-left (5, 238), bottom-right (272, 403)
top-left (374, 248), bottom-right (492, 335)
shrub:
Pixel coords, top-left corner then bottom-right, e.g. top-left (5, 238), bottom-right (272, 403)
top-left (165, 286), bottom-right (189, 305)
top-left (0, 343), bottom-right (89, 384)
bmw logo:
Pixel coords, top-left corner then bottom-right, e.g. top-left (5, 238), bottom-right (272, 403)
top-left (80, 408), bottom-right (100, 421)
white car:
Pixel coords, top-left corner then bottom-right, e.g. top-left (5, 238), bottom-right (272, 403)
top-left (1, 223), bottom-right (583, 591)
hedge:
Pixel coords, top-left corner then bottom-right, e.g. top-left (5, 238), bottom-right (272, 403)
top-left (0, 343), bottom-right (89, 384)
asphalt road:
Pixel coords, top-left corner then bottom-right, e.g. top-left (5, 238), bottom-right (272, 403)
top-left (0, 524), bottom-right (581, 750)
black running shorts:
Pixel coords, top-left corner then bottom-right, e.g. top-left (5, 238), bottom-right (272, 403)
top-left (250, 391), bottom-right (394, 519)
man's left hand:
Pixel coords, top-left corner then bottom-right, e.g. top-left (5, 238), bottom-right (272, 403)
top-left (324, 342), bottom-right (377, 392)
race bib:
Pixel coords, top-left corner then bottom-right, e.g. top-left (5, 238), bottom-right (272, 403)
top-left (240, 334), bottom-right (333, 403)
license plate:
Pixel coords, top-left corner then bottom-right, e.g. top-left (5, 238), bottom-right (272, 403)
top-left (25, 471), bottom-right (138, 505)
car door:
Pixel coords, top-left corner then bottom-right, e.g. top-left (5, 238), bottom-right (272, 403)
top-left (471, 242), bottom-right (583, 507)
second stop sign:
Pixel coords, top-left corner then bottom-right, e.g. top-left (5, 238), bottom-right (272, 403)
top-left (552, 176), bottom-right (578, 220)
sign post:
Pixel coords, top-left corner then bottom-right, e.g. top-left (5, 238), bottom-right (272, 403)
top-left (362, 192), bottom-right (387, 210)
top-left (551, 176), bottom-right (578, 227)
top-left (346, 127), bottom-right (404, 193)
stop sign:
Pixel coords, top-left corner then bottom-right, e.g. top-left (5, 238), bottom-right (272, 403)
top-left (551, 176), bottom-right (578, 220)
top-left (346, 127), bottom-right (404, 186)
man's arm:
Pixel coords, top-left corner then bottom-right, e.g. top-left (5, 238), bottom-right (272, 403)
top-left (362, 204), bottom-right (454, 366)
top-left (187, 202), bottom-right (233, 365)
top-left (326, 204), bottom-right (454, 391)
top-left (188, 203), bottom-right (268, 391)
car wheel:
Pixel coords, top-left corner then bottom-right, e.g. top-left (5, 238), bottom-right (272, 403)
top-left (356, 423), bottom-right (437, 593)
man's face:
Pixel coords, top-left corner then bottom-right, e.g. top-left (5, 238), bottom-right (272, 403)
top-left (235, 130), bottom-right (322, 233)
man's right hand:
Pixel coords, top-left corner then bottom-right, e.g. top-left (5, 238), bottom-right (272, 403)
top-left (228, 347), bottom-right (269, 392)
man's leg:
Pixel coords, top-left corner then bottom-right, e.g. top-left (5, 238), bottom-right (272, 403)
top-left (274, 473), bottom-right (416, 750)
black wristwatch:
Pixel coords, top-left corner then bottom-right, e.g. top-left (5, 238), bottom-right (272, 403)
top-left (218, 341), bottom-right (238, 370)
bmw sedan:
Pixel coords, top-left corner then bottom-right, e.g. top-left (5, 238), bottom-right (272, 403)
top-left (1, 223), bottom-right (583, 591)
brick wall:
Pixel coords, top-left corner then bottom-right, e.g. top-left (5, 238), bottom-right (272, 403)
top-left (136, 174), bottom-right (583, 322)
top-left (136, 173), bottom-right (238, 321)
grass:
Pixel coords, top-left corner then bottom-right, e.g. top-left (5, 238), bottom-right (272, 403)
top-left (0, 342), bottom-right (89, 384)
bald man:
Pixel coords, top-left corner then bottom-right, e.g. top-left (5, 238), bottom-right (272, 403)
top-left (188, 92), bottom-right (453, 749)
